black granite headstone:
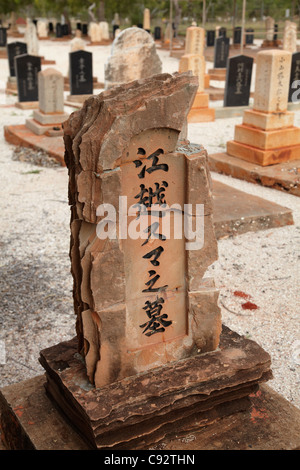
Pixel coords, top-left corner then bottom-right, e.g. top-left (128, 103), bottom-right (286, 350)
top-left (224, 55), bottom-right (253, 107)
top-left (274, 24), bottom-right (278, 40)
top-left (288, 52), bottom-right (300, 102)
top-left (219, 27), bottom-right (227, 38)
top-left (49, 22), bottom-right (54, 33)
top-left (7, 42), bottom-right (27, 77)
top-left (154, 26), bottom-right (161, 40)
top-left (206, 30), bottom-right (215, 47)
top-left (214, 36), bottom-right (230, 69)
top-left (0, 27), bottom-right (7, 47)
top-left (69, 50), bottom-right (93, 96)
top-left (62, 24), bottom-right (69, 36)
top-left (233, 27), bottom-right (242, 45)
top-left (82, 24), bottom-right (88, 36)
top-left (15, 54), bottom-right (41, 102)
top-left (76, 23), bottom-right (82, 31)
top-left (245, 28), bottom-right (254, 44)
top-left (56, 23), bottom-right (63, 38)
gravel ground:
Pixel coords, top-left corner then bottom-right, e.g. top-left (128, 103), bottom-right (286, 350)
top-left (0, 39), bottom-right (299, 411)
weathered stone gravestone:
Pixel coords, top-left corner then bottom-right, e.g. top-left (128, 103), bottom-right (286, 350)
top-left (99, 21), bottom-right (110, 40)
top-left (15, 54), bottom-right (41, 102)
top-left (206, 30), bottom-right (215, 46)
top-left (24, 19), bottom-right (39, 56)
top-left (69, 50), bottom-right (93, 96)
top-left (104, 27), bottom-right (162, 89)
top-left (7, 42), bottom-right (27, 77)
top-left (288, 52), bottom-right (300, 102)
top-left (283, 21), bottom-right (297, 53)
top-left (227, 50), bottom-right (300, 165)
top-left (265, 16), bottom-right (275, 41)
top-left (38, 72), bottom-right (272, 449)
top-left (37, 20), bottom-right (48, 39)
top-left (88, 22), bottom-right (102, 43)
top-left (63, 70), bottom-right (221, 386)
top-left (224, 55), bottom-right (253, 107)
top-left (26, 68), bottom-right (68, 136)
top-left (179, 26), bottom-right (214, 121)
top-left (70, 35), bottom-right (85, 52)
top-left (214, 36), bottom-right (229, 69)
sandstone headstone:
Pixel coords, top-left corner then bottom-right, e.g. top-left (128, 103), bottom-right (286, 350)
top-left (24, 19), bottom-right (39, 56)
top-left (26, 68), bottom-right (68, 135)
top-left (89, 22), bottom-right (102, 43)
top-left (179, 26), bottom-right (214, 122)
top-left (70, 36), bottom-right (85, 52)
top-left (63, 72), bottom-right (220, 388)
top-left (283, 21), bottom-right (297, 53)
top-left (37, 20), bottom-right (48, 39)
top-left (227, 50), bottom-right (300, 166)
top-left (99, 21), bottom-right (109, 40)
top-left (143, 8), bottom-right (151, 32)
top-left (265, 17), bottom-right (275, 41)
top-left (104, 27), bottom-right (162, 89)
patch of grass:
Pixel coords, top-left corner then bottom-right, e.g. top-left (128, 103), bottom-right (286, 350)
top-left (21, 169), bottom-right (42, 175)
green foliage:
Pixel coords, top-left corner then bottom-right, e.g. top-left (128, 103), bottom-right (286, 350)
top-left (0, 0), bottom-right (299, 22)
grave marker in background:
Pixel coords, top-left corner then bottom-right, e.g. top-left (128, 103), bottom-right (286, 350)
top-left (206, 30), bottom-right (215, 46)
top-left (15, 54), bottom-right (41, 103)
top-left (214, 36), bottom-right (230, 68)
top-left (105, 27), bottom-right (162, 89)
top-left (179, 26), bottom-right (214, 121)
top-left (289, 51), bottom-right (300, 102)
top-left (0, 27), bottom-right (7, 47)
top-left (7, 42), bottom-right (27, 77)
top-left (227, 50), bottom-right (300, 166)
top-left (26, 68), bottom-right (68, 135)
top-left (224, 55), bottom-right (253, 107)
top-left (69, 50), bottom-right (93, 96)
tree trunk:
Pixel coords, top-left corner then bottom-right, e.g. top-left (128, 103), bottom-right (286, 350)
top-left (173, 0), bottom-right (182, 37)
top-left (97, 1), bottom-right (105, 22)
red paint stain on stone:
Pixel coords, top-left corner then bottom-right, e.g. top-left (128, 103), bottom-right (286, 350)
top-left (242, 301), bottom-right (259, 310)
top-left (234, 291), bottom-right (251, 300)
top-left (13, 406), bottom-right (24, 418)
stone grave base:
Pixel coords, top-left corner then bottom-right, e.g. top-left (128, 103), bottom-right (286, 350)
top-left (63, 76), bottom-right (104, 92)
top-left (40, 56), bottom-right (56, 65)
top-left (212, 180), bottom-right (293, 238)
top-left (206, 86), bottom-right (224, 101)
top-left (5, 77), bottom-right (17, 95)
top-left (86, 39), bottom-right (112, 46)
top-left (25, 119), bottom-right (64, 136)
top-left (4, 124), bottom-right (65, 166)
top-left (187, 92), bottom-right (215, 123)
top-left (1, 377), bottom-right (300, 450)
top-left (214, 105), bottom-right (249, 118)
top-left (66, 94), bottom-right (93, 105)
top-left (0, 47), bottom-right (7, 58)
top-left (33, 326), bottom-right (272, 450)
top-left (227, 138), bottom-right (300, 166)
top-left (51, 36), bottom-right (72, 41)
top-left (208, 68), bottom-right (226, 81)
top-left (262, 39), bottom-right (282, 48)
top-left (208, 152), bottom-right (300, 197)
top-left (204, 74), bottom-right (210, 88)
top-left (15, 101), bottom-right (39, 110)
